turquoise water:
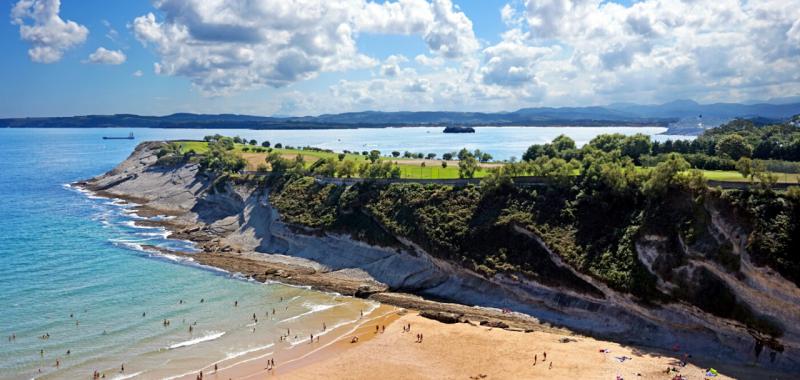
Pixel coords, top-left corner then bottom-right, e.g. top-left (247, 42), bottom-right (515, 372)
top-left (0, 127), bottom-right (688, 379)
top-left (0, 129), bottom-right (378, 379)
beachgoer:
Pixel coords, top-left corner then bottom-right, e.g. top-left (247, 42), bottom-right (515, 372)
top-left (66, 349), bottom-right (70, 355)
top-left (323, 322), bottom-right (326, 331)
top-left (121, 364), bottom-right (124, 372)
top-left (549, 362), bottom-right (552, 370)
top-left (376, 326), bottom-right (379, 333)
top-left (534, 354), bottom-right (537, 365)
top-left (200, 298), bottom-right (204, 303)
top-left (214, 364), bottom-right (218, 372)
top-left (55, 359), bottom-right (59, 368)
top-left (142, 312), bottom-right (146, 317)
top-left (40, 349), bottom-right (44, 357)
top-left (234, 300), bottom-right (238, 307)
top-left (543, 352), bottom-right (547, 361)
top-left (351, 336), bottom-right (359, 343)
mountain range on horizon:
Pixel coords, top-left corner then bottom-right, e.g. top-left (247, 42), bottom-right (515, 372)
top-left (3, 99), bottom-right (800, 135)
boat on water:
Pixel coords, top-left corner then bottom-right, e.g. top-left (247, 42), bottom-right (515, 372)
top-left (103, 132), bottom-right (135, 140)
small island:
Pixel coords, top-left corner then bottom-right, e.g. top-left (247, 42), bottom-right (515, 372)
top-left (443, 126), bottom-right (475, 133)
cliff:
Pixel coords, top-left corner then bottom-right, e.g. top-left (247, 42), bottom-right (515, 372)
top-left (77, 142), bottom-right (800, 373)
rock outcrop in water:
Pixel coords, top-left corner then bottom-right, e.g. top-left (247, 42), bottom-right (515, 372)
top-left (78, 141), bottom-right (800, 373)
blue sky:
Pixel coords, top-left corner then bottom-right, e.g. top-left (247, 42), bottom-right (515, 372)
top-left (3, 0), bottom-right (799, 117)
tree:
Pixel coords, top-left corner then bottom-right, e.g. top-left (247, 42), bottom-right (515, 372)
top-left (588, 133), bottom-right (625, 153)
top-left (338, 153), bottom-right (346, 161)
top-left (275, 143), bottom-right (283, 148)
top-left (208, 136), bottom-right (235, 151)
top-left (368, 150), bottom-right (381, 163)
top-left (442, 152), bottom-right (453, 161)
top-left (643, 153), bottom-right (690, 196)
top-left (458, 154), bottom-right (478, 178)
top-left (620, 134), bottom-right (652, 161)
top-left (415, 152), bottom-right (424, 159)
top-left (337, 160), bottom-right (356, 178)
top-left (426, 153), bottom-right (437, 160)
top-left (403, 151), bottom-right (413, 158)
top-left (480, 152), bottom-right (493, 163)
top-left (551, 134), bottom-right (576, 152)
top-left (392, 151), bottom-right (401, 157)
top-left (261, 141), bottom-right (271, 148)
top-left (736, 157), bottom-right (753, 180)
top-left (312, 158), bottom-right (336, 177)
top-left (249, 139), bottom-right (257, 146)
top-left (715, 134), bottom-right (753, 160)
top-left (522, 145), bottom-right (546, 161)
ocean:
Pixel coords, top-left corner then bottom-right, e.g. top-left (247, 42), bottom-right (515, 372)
top-left (0, 127), bottom-right (689, 379)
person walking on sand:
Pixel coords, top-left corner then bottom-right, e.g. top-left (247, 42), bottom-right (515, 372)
top-left (543, 352), bottom-right (547, 361)
top-left (549, 362), bottom-right (552, 370)
top-left (214, 364), bottom-right (218, 372)
top-left (234, 300), bottom-right (238, 307)
top-left (323, 322), bottom-right (326, 331)
top-left (534, 354), bottom-right (537, 365)
top-left (120, 364), bottom-right (125, 373)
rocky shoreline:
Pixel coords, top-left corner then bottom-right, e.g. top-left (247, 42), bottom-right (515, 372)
top-left (72, 141), bottom-right (800, 374)
top-left (80, 187), bottom-right (565, 334)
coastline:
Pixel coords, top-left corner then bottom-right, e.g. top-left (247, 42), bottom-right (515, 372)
top-left (72, 185), bottom-right (796, 380)
top-left (66, 139), bottom-right (799, 378)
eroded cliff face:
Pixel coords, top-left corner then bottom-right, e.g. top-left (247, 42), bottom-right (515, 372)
top-left (79, 142), bottom-right (800, 371)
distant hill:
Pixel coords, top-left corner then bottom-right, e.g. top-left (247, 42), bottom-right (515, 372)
top-left (2, 100), bottom-right (799, 134)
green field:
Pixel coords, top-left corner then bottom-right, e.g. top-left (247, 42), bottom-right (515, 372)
top-left (700, 170), bottom-right (800, 184)
top-left (177, 141), bottom-right (491, 179)
top-left (177, 141), bottom-right (799, 183)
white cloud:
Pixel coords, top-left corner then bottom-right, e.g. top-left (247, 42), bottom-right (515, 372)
top-left (132, 0), bottom-right (479, 95)
top-left (474, 0), bottom-right (800, 105)
top-left (11, 0), bottom-right (89, 63)
top-left (414, 54), bottom-right (444, 67)
top-left (380, 55), bottom-right (408, 77)
top-left (132, 70), bottom-right (144, 77)
top-left (86, 47), bottom-right (127, 65)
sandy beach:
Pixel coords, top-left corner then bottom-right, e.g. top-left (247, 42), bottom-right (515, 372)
top-left (179, 310), bottom-right (793, 380)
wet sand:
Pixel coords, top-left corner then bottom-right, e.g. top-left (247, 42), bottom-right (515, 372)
top-left (170, 305), bottom-right (401, 380)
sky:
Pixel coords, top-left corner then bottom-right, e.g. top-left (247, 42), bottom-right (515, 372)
top-left (2, 0), bottom-right (799, 117)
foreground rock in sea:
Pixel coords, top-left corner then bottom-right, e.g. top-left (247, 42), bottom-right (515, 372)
top-left (75, 141), bottom-right (800, 373)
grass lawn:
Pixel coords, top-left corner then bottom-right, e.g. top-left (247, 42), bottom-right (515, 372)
top-left (177, 141), bottom-right (800, 183)
top-left (700, 170), bottom-right (800, 184)
top-left (178, 141), bottom-right (492, 178)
